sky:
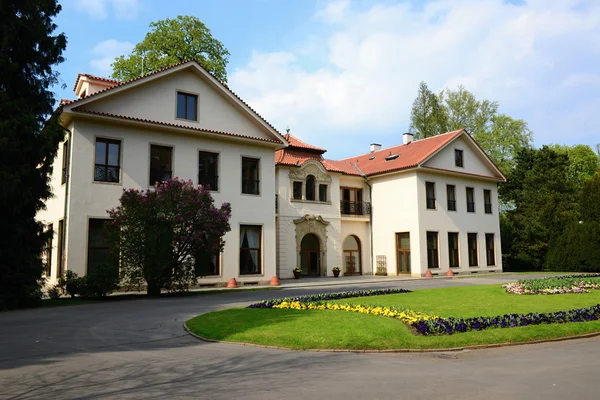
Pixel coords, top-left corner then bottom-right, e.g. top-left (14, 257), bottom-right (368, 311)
top-left (54, 0), bottom-right (600, 159)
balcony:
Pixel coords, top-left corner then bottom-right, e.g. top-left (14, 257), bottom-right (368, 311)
top-left (340, 201), bottom-right (371, 216)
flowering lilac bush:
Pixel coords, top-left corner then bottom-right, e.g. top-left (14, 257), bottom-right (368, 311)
top-left (107, 178), bottom-right (231, 295)
top-left (412, 304), bottom-right (600, 335)
top-left (247, 288), bottom-right (411, 308)
top-left (503, 274), bottom-right (600, 295)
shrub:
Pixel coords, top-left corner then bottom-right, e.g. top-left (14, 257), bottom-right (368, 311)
top-left (546, 221), bottom-right (600, 272)
top-left (47, 285), bottom-right (61, 300)
top-left (107, 178), bottom-right (231, 296)
top-left (83, 263), bottom-right (120, 297)
top-left (57, 270), bottom-right (86, 298)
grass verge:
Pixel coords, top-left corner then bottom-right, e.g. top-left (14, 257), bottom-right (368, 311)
top-left (185, 284), bottom-right (600, 350)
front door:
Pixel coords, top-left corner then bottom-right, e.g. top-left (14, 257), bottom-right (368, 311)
top-left (301, 234), bottom-right (321, 276)
top-left (396, 232), bottom-right (411, 274)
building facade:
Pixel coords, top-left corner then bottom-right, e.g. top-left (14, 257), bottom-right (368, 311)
top-left (38, 61), bottom-right (505, 287)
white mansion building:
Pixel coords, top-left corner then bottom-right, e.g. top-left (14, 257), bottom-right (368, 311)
top-left (38, 60), bottom-right (505, 286)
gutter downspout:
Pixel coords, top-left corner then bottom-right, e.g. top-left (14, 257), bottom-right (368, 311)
top-left (351, 164), bottom-right (374, 275)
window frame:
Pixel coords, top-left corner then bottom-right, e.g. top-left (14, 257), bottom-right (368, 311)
top-left (198, 150), bottom-right (219, 191)
top-left (446, 184), bottom-right (457, 211)
top-left (305, 175), bottom-right (316, 201)
top-left (425, 182), bottom-right (436, 210)
top-left (485, 233), bottom-right (496, 266)
top-left (426, 231), bottom-right (439, 269)
top-left (292, 181), bottom-right (303, 200)
top-left (239, 225), bottom-right (262, 275)
top-left (176, 91), bottom-right (198, 121)
top-left (319, 184), bottom-right (328, 202)
top-left (455, 149), bottom-right (464, 168)
top-left (468, 232), bottom-right (478, 267)
top-left (94, 137), bottom-right (122, 183)
top-left (45, 224), bottom-right (54, 277)
top-left (466, 187), bottom-right (475, 213)
top-left (241, 157), bottom-right (260, 195)
top-left (149, 144), bottom-right (174, 187)
top-left (86, 218), bottom-right (115, 276)
top-left (484, 189), bottom-right (493, 214)
top-left (448, 232), bottom-right (460, 268)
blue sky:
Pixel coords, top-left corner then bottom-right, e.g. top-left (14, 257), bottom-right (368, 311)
top-left (55, 0), bottom-right (600, 159)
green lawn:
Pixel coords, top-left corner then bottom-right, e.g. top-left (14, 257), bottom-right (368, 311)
top-left (185, 284), bottom-right (600, 350)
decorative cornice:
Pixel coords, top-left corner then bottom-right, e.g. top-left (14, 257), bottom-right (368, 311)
top-left (293, 215), bottom-right (330, 226)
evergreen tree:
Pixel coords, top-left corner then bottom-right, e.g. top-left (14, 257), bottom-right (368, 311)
top-left (0, 0), bottom-right (67, 309)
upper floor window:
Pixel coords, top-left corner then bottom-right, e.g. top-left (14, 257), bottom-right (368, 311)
top-left (198, 151), bottom-right (218, 191)
top-left (242, 157), bottom-right (260, 195)
top-left (305, 175), bottom-right (316, 200)
top-left (426, 182), bottom-right (436, 209)
top-left (94, 138), bottom-right (121, 183)
top-left (455, 149), bottom-right (464, 167)
top-left (150, 145), bottom-right (173, 186)
top-left (176, 91), bottom-right (198, 121)
top-left (319, 184), bottom-right (328, 202)
top-left (466, 187), bottom-right (475, 213)
top-left (446, 184), bottom-right (456, 211)
top-left (293, 181), bottom-right (303, 200)
top-left (341, 187), bottom-right (367, 215)
top-left (61, 140), bottom-right (69, 185)
top-left (484, 189), bottom-right (492, 214)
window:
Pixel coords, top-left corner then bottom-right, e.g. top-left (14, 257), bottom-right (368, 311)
top-left (455, 149), bottom-right (464, 167)
top-left (293, 182), bottom-right (303, 200)
top-left (198, 151), bottom-right (218, 191)
top-left (87, 219), bottom-right (116, 275)
top-left (427, 232), bottom-right (439, 268)
top-left (305, 175), bottom-right (316, 200)
top-left (57, 219), bottom-right (64, 276)
top-left (466, 187), bottom-right (475, 213)
top-left (195, 249), bottom-right (220, 276)
top-left (149, 145), bottom-right (173, 186)
top-left (176, 91), bottom-right (198, 121)
top-left (45, 224), bottom-right (53, 277)
top-left (341, 187), bottom-right (365, 215)
top-left (240, 225), bottom-right (261, 275)
top-left (241, 157), bottom-right (260, 194)
top-left (484, 189), bottom-right (492, 214)
top-left (486, 233), bottom-right (495, 266)
top-left (448, 232), bottom-right (459, 268)
top-left (468, 233), bottom-right (478, 267)
top-left (447, 184), bottom-right (456, 211)
top-left (61, 141), bottom-right (69, 184)
top-left (94, 138), bottom-right (121, 183)
top-left (319, 184), bottom-right (328, 202)
top-left (426, 182), bottom-right (436, 209)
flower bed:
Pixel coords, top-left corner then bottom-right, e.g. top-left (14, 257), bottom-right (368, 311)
top-left (246, 288), bottom-right (411, 309)
top-left (504, 275), bottom-right (600, 295)
top-left (273, 301), bottom-right (436, 324)
top-left (412, 304), bottom-right (600, 335)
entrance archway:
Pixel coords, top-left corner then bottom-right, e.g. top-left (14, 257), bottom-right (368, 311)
top-left (300, 234), bottom-right (321, 276)
top-left (343, 235), bottom-right (362, 275)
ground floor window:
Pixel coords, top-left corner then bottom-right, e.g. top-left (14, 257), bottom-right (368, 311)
top-left (45, 224), bottom-right (53, 277)
top-left (58, 219), bottom-right (65, 276)
top-left (87, 219), bottom-right (116, 275)
top-left (426, 231), bottom-right (439, 268)
top-left (448, 232), bottom-right (459, 268)
top-left (468, 233), bottom-right (478, 267)
top-left (195, 248), bottom-right (220, 276)
top-left (486, 233), bottom-right (495, 266)
top-left (240, 225), bottom-right (261, 275)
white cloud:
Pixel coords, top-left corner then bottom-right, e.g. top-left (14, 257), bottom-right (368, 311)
top-left (230, 0), bottom-right (600, 156)
top-left (89, 39), bottom-right (134, 76)
top-left (73, 0), bottom-right (140, 19)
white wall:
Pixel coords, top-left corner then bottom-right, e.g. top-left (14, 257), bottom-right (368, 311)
top-left (84, 69), bottom-right (274, 142)
top-left (63, 118), bottom-right (277, 283)
top-left (422, 135), bottom-right (499, 178)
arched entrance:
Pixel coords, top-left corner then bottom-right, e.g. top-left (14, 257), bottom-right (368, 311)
top-left (300, 234), bottom-right (320, 276)
top-left (343, 235), bottom-right (362, 275)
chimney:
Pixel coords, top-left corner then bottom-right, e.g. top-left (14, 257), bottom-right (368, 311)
top-left (370, 143), bottom-right (382, 153)
top-left (403, 132), bottom-right (414, 145)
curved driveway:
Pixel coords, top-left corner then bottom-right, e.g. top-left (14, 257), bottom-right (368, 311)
top-left (1, 276), bottom-right (599, 399)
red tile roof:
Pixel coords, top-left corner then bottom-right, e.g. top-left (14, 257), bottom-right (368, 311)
top-left (283, 133), bottom-right (327, 153)
top-left (340, 130), bottom-right (464, 176)
top-left (62, 60), bottom-right (283, 139)
top-left (74, 108), bottom-right (284, 144)
top-left (73, 73), bottom-right (120, 92)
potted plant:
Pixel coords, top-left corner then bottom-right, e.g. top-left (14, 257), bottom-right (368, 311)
top-left (293, 267), bottom-right (302, 279)
top-left (332, 266), bottom-right (341, 278)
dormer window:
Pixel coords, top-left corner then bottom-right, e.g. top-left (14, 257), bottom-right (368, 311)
top-left (176, 91), bottom-right (198, 121)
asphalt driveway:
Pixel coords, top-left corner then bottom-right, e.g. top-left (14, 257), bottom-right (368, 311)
top-left (0, 275), bottom-right (598, 399)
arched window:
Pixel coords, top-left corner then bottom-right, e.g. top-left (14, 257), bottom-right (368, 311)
top-left (306, 175), bottom-right (315, 200)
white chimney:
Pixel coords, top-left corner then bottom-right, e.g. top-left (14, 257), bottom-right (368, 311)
top-left (403, 132), bottom-right (414, 145)
top-left (370, 143), bottom-right (382, 153)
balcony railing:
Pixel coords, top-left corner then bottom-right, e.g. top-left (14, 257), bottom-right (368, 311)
top-left (340, 201), bottom-right (371, 216)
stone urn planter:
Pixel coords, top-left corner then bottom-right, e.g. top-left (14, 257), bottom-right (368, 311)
top-left (332, 268), bottom-right (341, 278)
top-left (293, 269), bottom-right (301, 279)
